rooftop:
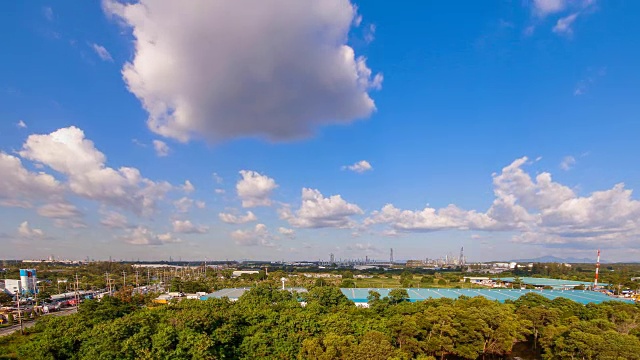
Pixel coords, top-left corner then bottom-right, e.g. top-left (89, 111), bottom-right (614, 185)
top-left (341, 288), bottom-right (629, 305)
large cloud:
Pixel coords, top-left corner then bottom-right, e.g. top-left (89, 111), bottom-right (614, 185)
top-left (366, 157), bottom-right (640, 247)
top-left (280, 188), bottom-right (363, 228)
top-left (236, 170), bottom-right (277, 208)
top-left (19, 126), bottom-right (171, 215)
top-left (365, 204), bottom-right (496, 232)
top-left (0, 152), bottom-right (62, 208)
top-left (104, 0), bottom-right (382, 142)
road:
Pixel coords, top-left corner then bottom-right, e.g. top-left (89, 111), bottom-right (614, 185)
top-left (0, 308), bottom-right (76, 337)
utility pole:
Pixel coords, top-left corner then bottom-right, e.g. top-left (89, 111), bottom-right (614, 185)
top-left (75, 273), bottom-right (79, 313)
top-left (106, 272), bottom-right (112, 293)
top-left (16, 290), bottom-right (23, 335)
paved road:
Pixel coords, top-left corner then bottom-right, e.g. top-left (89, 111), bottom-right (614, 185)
top-left (0, 308), bottom-right (76, 337)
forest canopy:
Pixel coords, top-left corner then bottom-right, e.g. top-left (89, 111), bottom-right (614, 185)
top-left (2, 285), bottom-right (640, 359)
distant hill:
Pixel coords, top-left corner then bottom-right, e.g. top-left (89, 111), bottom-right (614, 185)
top-left (508, 255), bottom-right (606, 264)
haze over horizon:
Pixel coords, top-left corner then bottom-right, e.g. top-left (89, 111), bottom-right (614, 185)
top-left (2, 0), bottom-right (640, 262)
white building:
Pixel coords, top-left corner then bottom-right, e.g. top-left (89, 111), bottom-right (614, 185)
top-left (231, 270), bottom-right (260, 277)
top-left (1, 279), bottom-right (21, 296)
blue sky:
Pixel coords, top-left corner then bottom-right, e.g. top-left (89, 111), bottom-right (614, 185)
top-left (1, 0), bottom-right (639, 262)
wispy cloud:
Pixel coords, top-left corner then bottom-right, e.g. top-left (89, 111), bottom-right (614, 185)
top-left (552, 13), bottom-right (579, 36)
top-left (153, 140), bottom-right (170, 157)
top-left (42, 6), bottom-right (54, 22)
top-left (574, 67), bottom-right (606, 96)
top-left (91, 43), bottom-right (113, 62)
top-left (560, 155), bottom-right (576, 171)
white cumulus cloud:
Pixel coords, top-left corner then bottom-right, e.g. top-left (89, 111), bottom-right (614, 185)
top-left (18, 221), bottom-right (45, 239)
top-left (366, 156), bottom-right (640, 248)
top-left (343, 160), bottom-right (373, 173)
top-left (278, 227), bottom-right (296, 238)
top-left (19, 126), bottom-right (171, 215)
top-left (219, 210), bottom-right (257, 224)
top-left (0, 152), bottom-right (62, 208)
top-left (172, 219), bottom-right (208, 234)
top-left (279, 188), bottom-right (363, 228)
top-left (103, 0), bottom-right (382, 143)
top-left (236, 170), bottom-right (277, 208)
top-left (365, 203), bottom-right (496, 232)
top-left (231, 223), bottom-right (275, 247)
top-left (120, 226), bottom-right (180, 245)
top-left (181, 180), bottom-right (195, 193)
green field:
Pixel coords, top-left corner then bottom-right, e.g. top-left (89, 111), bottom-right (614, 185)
top-left (351, 276), bottom-right (486, 289)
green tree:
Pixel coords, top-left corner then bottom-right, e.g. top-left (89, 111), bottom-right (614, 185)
top-left (0, 292), bottom-right (12, 305)
top-left (340, 279), bottom-right (356, 288)
top-left (388, 289), bottom-right (409, 304)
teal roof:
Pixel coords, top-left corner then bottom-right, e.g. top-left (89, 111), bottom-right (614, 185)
top-left (340, 288), bottom-right (631, 305)
top-left (198, 287), bottom-right (631, 305)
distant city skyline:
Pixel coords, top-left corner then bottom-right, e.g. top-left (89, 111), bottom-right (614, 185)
top-left (2, 1), bottom-right (640, 261)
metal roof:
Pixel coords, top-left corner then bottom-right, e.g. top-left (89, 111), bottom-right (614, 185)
top-left (340, 288), bottom-right (630, 305)
top-left (198, 287), bottom-right (630, 305)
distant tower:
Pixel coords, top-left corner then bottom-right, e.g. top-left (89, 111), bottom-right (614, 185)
top-left (329, 253), bottom-right (335, 263)
top-left (390, 248), bottom-right (394, 263)
top-left (594, 249), bottom-right (601, 288)
top-left (459, 247), bottom-right (465, 267)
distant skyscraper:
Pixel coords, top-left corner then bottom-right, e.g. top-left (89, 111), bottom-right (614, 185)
top-left (329, 253), bottom-right (335, 263)
top-left (390, 248), bottom-right (394, 263)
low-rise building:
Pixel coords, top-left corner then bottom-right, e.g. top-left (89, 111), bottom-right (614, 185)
top-left (1, 279), bottom-right (21, 296)
top-left (232, 270), bottom-right (260, 277)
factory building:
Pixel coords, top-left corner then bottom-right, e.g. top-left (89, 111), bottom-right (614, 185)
top-left (0, 279), bottom-right (21, 296)
top-left (0, 269), bottom-right (38, 297)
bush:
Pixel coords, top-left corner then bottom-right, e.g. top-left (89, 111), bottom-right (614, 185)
top-left (340, 279), bottom-right (356, 288)
top-left (421, 276), bottom-right (434, 284)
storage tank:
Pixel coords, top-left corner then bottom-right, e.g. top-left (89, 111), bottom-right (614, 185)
top-left (19, 269), bottom-right (37, 295)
